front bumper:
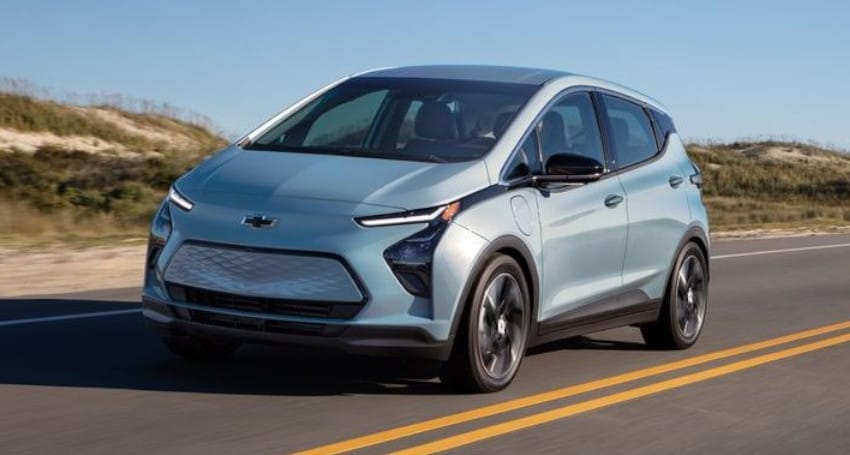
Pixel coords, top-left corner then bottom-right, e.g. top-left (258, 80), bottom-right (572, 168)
top-left (143, 204), bottom-right (490, 361)
top-left (143, 293), bottom-right (453, 360)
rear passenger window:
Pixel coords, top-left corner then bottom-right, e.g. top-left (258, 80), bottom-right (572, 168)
top-left (538, 93), bottom-right (605, 167)
top-left (602, 95), bottom-right (658, 169)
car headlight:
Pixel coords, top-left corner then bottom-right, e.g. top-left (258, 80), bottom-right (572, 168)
top-left (168, 186), bottom-right (194, 211)
top-left (357, 202), bottom-right (461, 297)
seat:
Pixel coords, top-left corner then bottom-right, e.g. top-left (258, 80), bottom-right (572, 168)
top-left (404, 102), bottom-right (458, 155)
top-left (540, 111), bottom-right (567, 161)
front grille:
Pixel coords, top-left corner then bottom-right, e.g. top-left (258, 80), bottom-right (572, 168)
top-left (163, 242), bottom-right (365, 303)
top-left (168, 284), bottom-right (363, 319)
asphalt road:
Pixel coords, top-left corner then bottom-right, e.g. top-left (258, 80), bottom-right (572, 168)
top-left (2, 234), bottom-right (850, 454)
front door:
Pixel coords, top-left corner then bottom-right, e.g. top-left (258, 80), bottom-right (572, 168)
top-left (533, 92), bottom-right (628, 323)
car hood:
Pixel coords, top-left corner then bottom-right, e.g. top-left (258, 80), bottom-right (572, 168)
top-left (177, 145), bottom-right (491, 212)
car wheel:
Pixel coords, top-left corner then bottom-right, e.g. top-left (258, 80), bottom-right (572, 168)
top-left (442, 254), bottom-right (531, 393)
top-left (163, 335), bottom-right (241, 361)
top-left (641, 241), bottom-right (708, 349)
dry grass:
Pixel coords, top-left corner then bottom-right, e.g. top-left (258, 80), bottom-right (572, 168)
top-left (0, 200), bottom-right (148, 247)
top-left (0, 93), bottom-right (226, 246)
top-left (704, 197), bottom-right (850, 231)
top-left (0, 92), bottom-right (225, 158)
top-left (688, 141), bottom-right (850, 231)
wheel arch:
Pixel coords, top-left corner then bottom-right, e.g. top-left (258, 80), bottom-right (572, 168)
top-left (446, 235), bottom-right (541, 348)
top-left (642, 224), bottom-right (711, 349)
top-left (683, 225), bottom-right (710, 282)
top-left (664, 225), bottom-right (711, 295)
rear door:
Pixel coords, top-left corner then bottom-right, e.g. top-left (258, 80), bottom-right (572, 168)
top-left (598, 94), bottom-right (691, 299)
top-left (532, 91), bottom-right (629, 323)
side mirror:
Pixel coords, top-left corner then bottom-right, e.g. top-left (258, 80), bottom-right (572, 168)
top-left (539, 153), bottom-right (604, 184)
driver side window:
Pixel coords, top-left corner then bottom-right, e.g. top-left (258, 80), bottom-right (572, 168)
top-left (538, 92), bottom-right (605, 169)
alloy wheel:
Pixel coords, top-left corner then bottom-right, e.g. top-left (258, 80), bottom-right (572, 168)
top-left (476, 273), bottom-right (526, 381)
top-left (675, 254), bottom-right (707, 340)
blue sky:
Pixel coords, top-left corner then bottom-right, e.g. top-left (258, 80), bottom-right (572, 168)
top-left (1, 0), bottom-right (848, 147)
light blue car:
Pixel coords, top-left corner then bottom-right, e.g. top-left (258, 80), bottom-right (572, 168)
top-left (143, 65), bottom-right (709, 392)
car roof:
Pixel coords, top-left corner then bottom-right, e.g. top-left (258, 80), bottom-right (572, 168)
top-left (355, 65), bottom-right (667, 113)
top-left (356, 65), bottom-right (571, 85)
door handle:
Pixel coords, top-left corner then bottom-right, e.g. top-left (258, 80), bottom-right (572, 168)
top-left (604, 194), bottom-right (624, 208)
top-left (669, 175), bottom-right (684, 188)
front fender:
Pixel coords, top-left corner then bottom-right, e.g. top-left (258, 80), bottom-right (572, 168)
top-left (435, 233), bottom-right (541, 349)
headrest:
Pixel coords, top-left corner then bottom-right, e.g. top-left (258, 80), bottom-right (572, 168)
top-left (414, 102), bottom-right (457, 140)
top-left (540, 111), bottom-right (566, 152)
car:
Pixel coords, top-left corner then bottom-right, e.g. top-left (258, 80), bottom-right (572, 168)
top-left (142, 65), bottom-right (709, 392)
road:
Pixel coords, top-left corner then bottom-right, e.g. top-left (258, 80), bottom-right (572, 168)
top-left (2, 234), bottom-right (850, 454)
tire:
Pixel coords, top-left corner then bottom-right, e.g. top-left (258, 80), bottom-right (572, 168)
top-left (441, 254), bottom-right (531, 393)
top-left (163, 335), bottom-right (241, 361)
top-left (641, 241), bottom-right (709, 350)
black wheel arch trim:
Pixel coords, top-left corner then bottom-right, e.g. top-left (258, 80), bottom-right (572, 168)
top-left (446, 235), bottom-right (541, 348)
top-left (673, 225), bottom-right (711, 283)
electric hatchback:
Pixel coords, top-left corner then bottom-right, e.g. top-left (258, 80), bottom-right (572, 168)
top-left (143, 65), bottom-right (709, 392)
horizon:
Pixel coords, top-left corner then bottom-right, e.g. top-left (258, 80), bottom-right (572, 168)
top-left (2, 1), bottom-right (849, 147)
top-left (2, 73), bottom-right (848, 153)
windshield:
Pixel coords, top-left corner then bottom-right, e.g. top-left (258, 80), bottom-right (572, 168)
top-left (247, 77), bottom-right (538, 162)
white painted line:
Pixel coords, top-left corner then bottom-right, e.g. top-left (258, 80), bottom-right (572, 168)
top-left (712, 242), bottom-right (850, 260)
top-left (0, 308), bottom-right (140, 327)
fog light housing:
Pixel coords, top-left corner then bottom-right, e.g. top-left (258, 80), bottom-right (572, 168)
top-left (148, 199), bottom-right (171, 267)
top-left (383, 223), bottom-right (448, 297)
top-left (358, 202), bottom-right (461, 298)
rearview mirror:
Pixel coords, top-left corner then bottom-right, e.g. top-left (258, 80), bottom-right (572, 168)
top-left (541, 153), bottom-right (604, 184)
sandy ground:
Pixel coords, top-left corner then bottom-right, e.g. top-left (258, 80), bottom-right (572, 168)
top-left (75, 106), bottom-right (197, 150)
top-left (1, 227), bottom-right (849, 298)
top-left (0, 106), bottom-right (199, 157)
top-left (0, 127), bottom-right (128, 155)
top-left (0, 246), bottom-right (145, 298)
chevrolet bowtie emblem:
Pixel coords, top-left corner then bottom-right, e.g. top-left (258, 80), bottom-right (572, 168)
top-left (242, 214), bottom-right (278, 229)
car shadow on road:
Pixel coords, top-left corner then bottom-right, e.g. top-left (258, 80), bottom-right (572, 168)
top-left (528, 335), bottom-right (650, 356)
top-left (0, 297), bottom-right (651, 397)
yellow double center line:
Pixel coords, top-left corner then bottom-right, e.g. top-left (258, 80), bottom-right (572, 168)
top-left (295, 320), bottom-right (850, 455)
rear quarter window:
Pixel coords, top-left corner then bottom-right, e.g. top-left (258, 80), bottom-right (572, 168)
top-left (650, 109), bottom-right (677, 151)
